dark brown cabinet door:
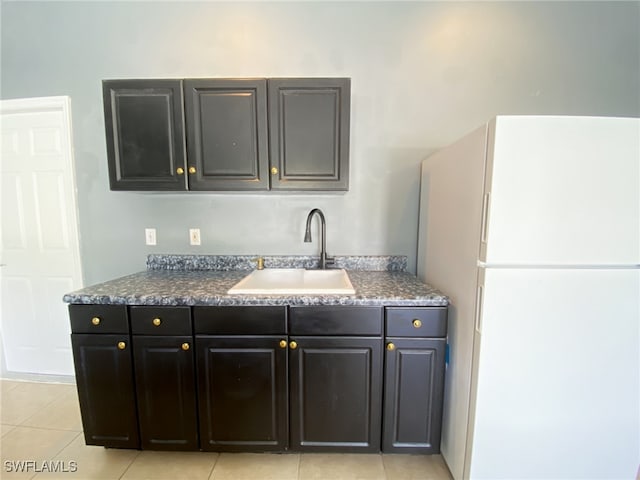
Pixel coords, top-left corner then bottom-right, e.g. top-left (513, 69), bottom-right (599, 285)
top-left (71, 334), bottom-right (139, 448)
top-left (184, 79), bottom-right (269, 191)
top-left (382, 338), bottom-right (446, 453)
top-left (196, 336), bottom-right (288, 451)
top-left (132, 336), bottom-right (198, 450)
top-left (268, 78), bottom-right (350, 191)
top-left (103, 79), bottom-right (187, 190)
top-left (289, 336), bottom-right (382, 452)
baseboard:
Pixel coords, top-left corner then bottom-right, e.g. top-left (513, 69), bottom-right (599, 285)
top-left (1, 372), bottom-right (75, 385)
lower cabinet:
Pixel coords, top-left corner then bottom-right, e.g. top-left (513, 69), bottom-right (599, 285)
top-left (289, 336), bottom-right (382, 452)
top-left (382, 307), bottom-right (448, 453)
top-left (196, 336), bottom-right (288, 451)
top-left (130, 306), bottom-right (198, 450)
top-left (70, 304), bottom-right (447, 453)
top-left (193, 306), bottom-right (289, 451)
top-left (383, 338), bottom-right (446, 453)
top-left (70, 305), bottom-right (139, 448)
top-left (132, 336), bottom-right (198, 450)
top-left (71, 332), bottom-right (139, 448)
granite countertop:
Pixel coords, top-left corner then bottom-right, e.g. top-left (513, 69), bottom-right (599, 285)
top-left (63, 255), bottom-right (448, 307)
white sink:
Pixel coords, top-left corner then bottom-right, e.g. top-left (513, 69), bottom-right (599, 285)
top-left (227, 268), bottom-right (355, 295)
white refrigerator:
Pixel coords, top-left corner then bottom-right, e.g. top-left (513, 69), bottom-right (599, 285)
top-left (417, 116), bottom-right (639, 480)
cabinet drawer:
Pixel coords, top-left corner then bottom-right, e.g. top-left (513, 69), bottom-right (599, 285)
top-left (289, 306), bottom-right (382, 335)
top-left (193, 306), bottom-right (286, 335)
top-left (69, 305), bottom-right (128, 334)
top-left (130, 306), bottom-right (192, 335)
top-left (385, 307), bottom-right (447, 338)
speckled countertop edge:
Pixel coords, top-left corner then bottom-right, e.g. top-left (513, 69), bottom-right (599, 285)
top-left (64, 255), bottom-right (448, 307)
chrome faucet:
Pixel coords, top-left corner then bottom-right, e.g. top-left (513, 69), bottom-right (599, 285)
top-left (304, 208), bottom-right (334, 269)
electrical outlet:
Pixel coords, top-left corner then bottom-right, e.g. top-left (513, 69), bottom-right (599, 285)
top-left (145, 228), bottom-right (157, 246)
top-left (189, 228), bottom-right (201, 246)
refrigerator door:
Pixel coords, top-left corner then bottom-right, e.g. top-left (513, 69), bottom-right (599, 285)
top-left (468, 267), bottom-right (639, 479)
top-left (481, 116), bottom-right (640, 265)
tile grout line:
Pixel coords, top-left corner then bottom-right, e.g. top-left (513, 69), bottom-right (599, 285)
top-left (14, 385), bottom-right (77, 428)
top-left (117, 449), bottom-right (142, 480)
top-left (43, 430), bottom-right (83, 467)
top-left (206, 452), bottom-right (220, 480)
top-left (3, 381), bottom-right (85, 477)
top-left (380, 453), bottom-right (389, 480)
top-left (2, 423), bottom-right (83, 433)
top-left (0, 423), bottom-right (17, 439)
top-left (0, 380), bottom-right (22, 396)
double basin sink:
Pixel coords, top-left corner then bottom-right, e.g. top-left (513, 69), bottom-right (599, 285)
top-left (228, 268), bottom-right (355, 295)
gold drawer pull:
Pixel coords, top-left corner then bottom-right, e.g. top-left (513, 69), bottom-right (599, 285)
top-left (152, 318), bottom-right (162, 326)
top-left (181, 343), bottom-right (190, 351)
top-left (91, 317), bottom-right (101, 326)
top-left (188, 166), bottom-right (196, 174)
top-left (386, 343), bottom-right (395, 351)
top-left (289, 341), bottom-right (298, 350)
top-left (117, 341), bottom-right (126, 350)
top-left (271, 167), bottom-right (278, 175)
top-left (412, 319), bottom-right (422, 328)
top-left (279, 340), bottom-right (287, 349)
top-left (176, 167), bottom-right (184, 175)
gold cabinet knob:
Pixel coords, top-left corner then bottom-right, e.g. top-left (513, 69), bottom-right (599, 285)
top-left (279, 340), bottom-right (287, 349)
top-left (176, 167), bottom-right (184, 175)
top-left (386, 343), bottom-right (395, 351)
top-left (188, 166), bottom-right (196, 174)
top-left (152, 318), bottom-right (162, 326)
top-left (181, 343), bottom-right (190, 351)
top-left (91, 317), bottom-right (101, 326)
top-left (412, 319), bottom-right (422, 328)
top-left (270, 167), bottom-right (278, 175)
top-left (289, 341), bottom-right (298, 350)
top-left (117, 341), bottom-right (126, 350)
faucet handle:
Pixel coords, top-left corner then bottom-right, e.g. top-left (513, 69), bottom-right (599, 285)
top-left (253, 257), bottom-right (265, 270)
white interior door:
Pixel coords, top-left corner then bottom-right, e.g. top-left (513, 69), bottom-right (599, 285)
top-left (1, 96), bottom-right (83, 376)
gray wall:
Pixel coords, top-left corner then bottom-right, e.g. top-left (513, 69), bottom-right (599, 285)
top-left (2, 1), bottom-right (639, 285)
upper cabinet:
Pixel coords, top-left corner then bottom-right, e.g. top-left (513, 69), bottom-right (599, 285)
top-left (268, 78), bottom-right (350, 191)
top-left (184, 79), bottom-right (269, 191)
top-left (102, 77), bottom-right (350, 192)
top-left (103, 79), bottom-right (187, 191)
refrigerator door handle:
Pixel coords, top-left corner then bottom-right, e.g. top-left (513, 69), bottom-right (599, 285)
top-left (475, 285), bottom-right (484, 333)
top-left (479, 192), bottom-right (490, 262)
top-left (481, 192), bottom-right (490, 244)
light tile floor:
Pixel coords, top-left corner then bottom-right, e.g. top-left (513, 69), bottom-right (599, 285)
top-left (1, 379), bottom-right (453, 480)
